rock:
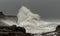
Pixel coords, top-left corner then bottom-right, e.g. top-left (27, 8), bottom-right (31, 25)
top-left (0, 12), bottom-right (5, 18)
top-left (0, 25), bottom-right (34, 36)
top-left (56, 25), bottom-right (60, 32)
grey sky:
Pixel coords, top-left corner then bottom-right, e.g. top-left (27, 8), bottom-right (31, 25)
top-left (0, 0), bottom-right (60, 19)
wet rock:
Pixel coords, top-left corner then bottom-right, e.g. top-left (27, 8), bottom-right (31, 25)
top-left (0, 25), bottom-right (25, 36)
top-left (56, 25), bottom-right (60, 32)
top-left (0, 12), bottom-right (5, 18)
top-left (0, 25), bottom-right (34, 36)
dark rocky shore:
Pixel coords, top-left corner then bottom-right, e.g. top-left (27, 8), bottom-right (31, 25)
top-left (0, 25), bottom-right (34, 36)
top-left (0, 25), bottom-right (60, 36)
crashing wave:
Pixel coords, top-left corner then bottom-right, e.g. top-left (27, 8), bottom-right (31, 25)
top-left (1, 6), bottom-right (60, 34)
top-left (17, 6), bottom-right (60, 33)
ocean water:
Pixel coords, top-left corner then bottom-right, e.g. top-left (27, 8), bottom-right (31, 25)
top-left (1, 6), bottom-right (60, 35)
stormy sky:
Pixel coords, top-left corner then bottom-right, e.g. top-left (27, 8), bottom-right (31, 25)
top-left (0, 0), bottom-right (60, 19)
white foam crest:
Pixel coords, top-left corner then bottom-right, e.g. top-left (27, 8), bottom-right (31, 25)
top-left (17, 6), bottom-right (60, 33)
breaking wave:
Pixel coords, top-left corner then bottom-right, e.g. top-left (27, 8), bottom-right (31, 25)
top-left (1, 6), bottom-right (60, 34)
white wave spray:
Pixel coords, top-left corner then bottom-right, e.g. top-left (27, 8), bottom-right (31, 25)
top-left (1, 6), bottom-right (60, 34)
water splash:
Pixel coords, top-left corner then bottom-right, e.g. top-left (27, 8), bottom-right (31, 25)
top-left (17, 6), bottom-right (60, 33)
top-left (1, 6), bottom-right (60, 34)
